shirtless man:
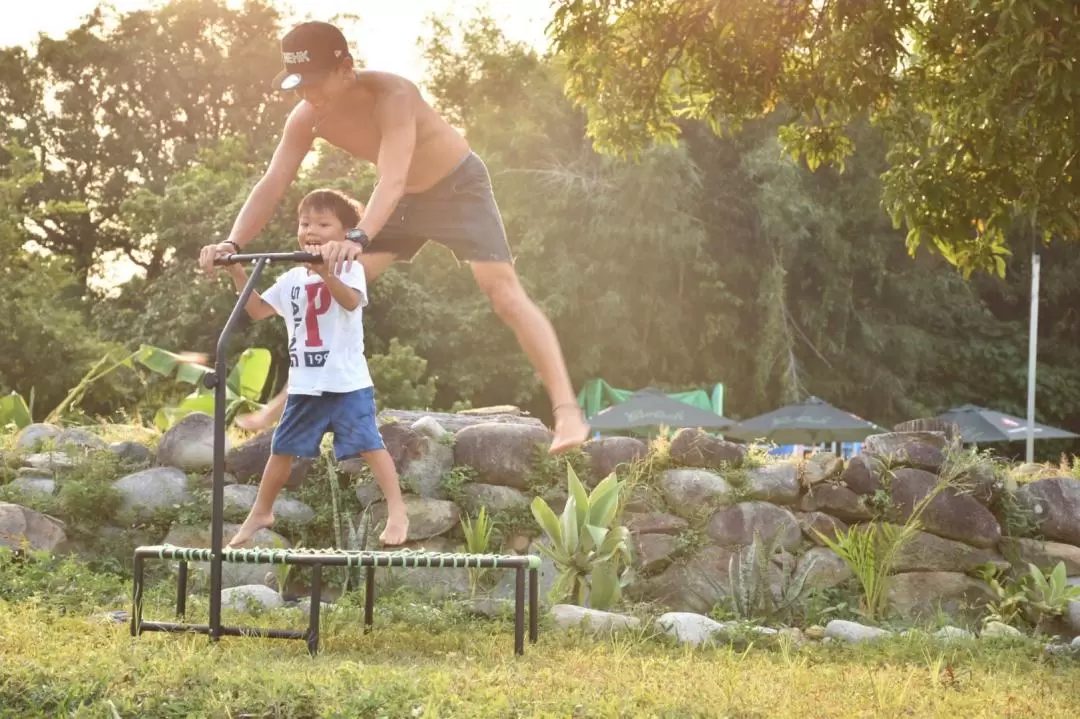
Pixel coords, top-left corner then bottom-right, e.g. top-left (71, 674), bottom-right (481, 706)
top-left (198, 21), bottom-right (590, 454)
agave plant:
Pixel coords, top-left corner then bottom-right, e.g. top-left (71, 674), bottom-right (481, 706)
top-left (529, 465), bottom-right (633, 610)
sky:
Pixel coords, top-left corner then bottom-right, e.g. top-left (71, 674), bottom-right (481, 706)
top-left (1, 0), bottom-right (555, 80)
top-left (5, 0), bottom-right (556, 290)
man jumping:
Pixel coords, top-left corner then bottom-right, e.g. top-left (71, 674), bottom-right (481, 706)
top-left (198, 21), bottom-right (590, 454)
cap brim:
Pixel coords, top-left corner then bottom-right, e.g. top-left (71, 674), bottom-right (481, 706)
top-left (271, 68), bottom-right (331, 93)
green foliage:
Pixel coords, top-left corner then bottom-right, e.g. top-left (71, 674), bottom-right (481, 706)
top-left (529, 465), bottom-right (632, 609)
top-left (367, 338), bottom-right (438, 412)
top-left (548, 0), bottom-right (1080, 278)
top-left (725, 530), bottom-right (816, 624)
top-left (459, 506), bottom-right (497, 596)
top-left (1024, 561), bottom-right (1080, 622)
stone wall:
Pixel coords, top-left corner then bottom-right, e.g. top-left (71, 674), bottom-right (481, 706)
top-left (3, 411), bottom-right (1080, 636)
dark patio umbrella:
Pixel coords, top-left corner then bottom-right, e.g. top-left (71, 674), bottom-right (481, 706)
top-left (587, 387), bottom-right (736, 431)
top-left (937, 404), bottom-right (1079, 444)
top-left (725, 396), bottom-right (884, 444)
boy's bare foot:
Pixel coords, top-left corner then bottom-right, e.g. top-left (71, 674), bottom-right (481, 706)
top-left (379, 506), bottom-right (409, 546)
top-left (226, 511), bottom-right (274, 548)
top-left (549, 403), bottom-right (590, 455)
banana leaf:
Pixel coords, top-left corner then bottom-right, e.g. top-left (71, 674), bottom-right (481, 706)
top-left (0, 391), bottom-right (32, 429)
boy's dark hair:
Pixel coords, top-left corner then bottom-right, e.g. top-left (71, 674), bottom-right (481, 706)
top-left (298, 189), bottom-right (363, 228)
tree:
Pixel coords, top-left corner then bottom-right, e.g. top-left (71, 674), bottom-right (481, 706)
top-left (0, 0), bottom-right (291, 291)
top-left (546, 0), bottom-right (1080, 277)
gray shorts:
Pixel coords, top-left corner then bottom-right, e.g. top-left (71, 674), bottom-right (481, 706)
top-left (369, 151), bottom-right (513, 264)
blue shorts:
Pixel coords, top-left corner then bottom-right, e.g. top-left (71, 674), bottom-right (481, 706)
top-left (270, 386), bottom-right (385, 460)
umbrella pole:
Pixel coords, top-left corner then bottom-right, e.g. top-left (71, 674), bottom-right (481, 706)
top-left (1025, 251), bottom-right (1041, 464)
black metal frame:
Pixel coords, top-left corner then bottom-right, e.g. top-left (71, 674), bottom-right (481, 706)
top-left (129, 252), bottom-right (541, 656)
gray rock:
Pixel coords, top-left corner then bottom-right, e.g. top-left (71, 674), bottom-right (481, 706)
top-left (221, 484), bottom-right (315, 524)
top-left (108, 441), bottom-right (152, 464)
top-left (15, 467), bottom-right (54, 480)
top-left (221, 585), bottom-right (285, 612)
top-left (452, 423), bottom-right (554, 490)
top-left (668, 428), bottom-right (746, 468)
top-left (8, 477), bottom-right (56, 499)
top-left (658, 469), bottom-right (733, 518)
top-left (887, 571), bottom-right (996, 620)
top-left (1068, 600), bottom-right (1080, 636)
top-left (374, 422), bottom-right (453, 499)
top-left (891, 468), bottom-right (1002, 548)
top-left (934, 626), bottom-right (975, 641)
top-left (999, 537), bottom-right (1080, 576)
top-left (13, 423), bottom-right (60, 452)
top-left (156, 412), bottom-right (224, 472)
top-left (550, 604), bottom-right (641, 634)
top-left (624, 511), bottom-right (689, 536)
top-left (863, 431), bottom-right (948, 473)
top-left (0, 502), bottom-right (68, 552)
top-left (797, 484), bottom-right (873, 522)
top-left (226, 429), bottom-right (313, 489)
top-left (841, 455), bottom-right (884, 495)
top-left (802, 453), bottom-right (844, 487)
top-left (627, 545), bottom-right (734, 613)
top-left (705, 501), bottom-right (802, 551)
top-left (794, 511), bottom-right (848, 546)
top-left (53, 428), bottom-right (108, 452)
top-left (745, 463), bottom-right (800, 505)
top-left (1015, 477), bottom-right (1080, 546)
top-left (798, 547), bottom-right (853, 592)
top-left (891, 527), bottom-right (1006, 573)
top-left (654, 612), bottom-right (729, 647)
top-left (367, 496), bottom-right (461, 541)
top-left (824, 619), bottom-right (893, 643)
top-left (459, 483), bottom-right (530, 515)
top-left (112, 467), bottom-right (194, 517)
top-left (582, 436), bottom-right (648, 484)
top-left (24, 452), bottom-right (77, 471)
top-left (981, 621), bottom-right (1023, 638)
top-left (410, 416), bottom-right (449, 440)
top-left (632, 533), bottom-right (679, 573)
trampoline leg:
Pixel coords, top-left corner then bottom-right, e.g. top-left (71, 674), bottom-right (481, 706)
top-left (307, 564), bottom-right (322, 657)
top-left (131, 554), bottom-right (144, 637)
top-left (514, 567), bottom-right (525, 656)
top-left (364, 565), bottom-right (375, 633)
top-left (176, 561), bottom-right (188, 619)
top-left (528, 567), bottom-right (538, 644)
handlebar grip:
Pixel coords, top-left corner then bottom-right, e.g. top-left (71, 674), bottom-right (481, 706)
top-left (213, 251), bottom-right (323, 266)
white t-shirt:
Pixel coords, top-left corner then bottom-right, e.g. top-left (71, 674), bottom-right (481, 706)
top-left (260, 265), bottom-right (373, 396)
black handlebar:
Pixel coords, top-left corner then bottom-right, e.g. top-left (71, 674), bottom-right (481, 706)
top-left (213, 251), bottom-right (322, 266)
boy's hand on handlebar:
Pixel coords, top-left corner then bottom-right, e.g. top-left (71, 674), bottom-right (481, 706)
top-left (304, 245), bottom-right (328, 277)
top-left (317, 240), bottom-right (363, 276)
top-left (198, 242), bottom-right (237, 278)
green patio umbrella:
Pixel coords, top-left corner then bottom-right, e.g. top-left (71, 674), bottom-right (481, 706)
top-left (725, 396), bottom-right (884, 444)
top-left (587, 387), bottom-right (736, 431)
top-left (937, 404), bottom-right (1079, 444)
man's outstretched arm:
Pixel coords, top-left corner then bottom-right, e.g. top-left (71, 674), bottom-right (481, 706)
top-left (322, 77), bottom-right (417, 274)
top-left (199, 106), bottom-right (314, 277)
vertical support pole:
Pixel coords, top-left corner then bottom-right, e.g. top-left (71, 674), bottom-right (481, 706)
top-left (1026, 251), bottom-right (1041, 464)
top-left (209, 258), bottom-right (268, 643)
top-left (307, 564), bottom-right (323, 657)
top-left (130, 554), bottom-right (144, 637)
top-left (528, 567), bottom-right (538, 644)
top-left (176, 561), bottom-right (188, 618)
top-left (514, 566), bottom-right (525, 656)
top-left (364, 564), bottom-right (376, 632)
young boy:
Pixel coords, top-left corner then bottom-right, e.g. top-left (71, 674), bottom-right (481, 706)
top-left (223, 188), bottom-right (409, 548)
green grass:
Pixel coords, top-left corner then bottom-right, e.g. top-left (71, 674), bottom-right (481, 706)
top-left (2, 554), bottom-right (1080, 719)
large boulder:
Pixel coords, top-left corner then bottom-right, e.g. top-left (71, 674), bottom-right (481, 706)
top-left (798, 547), bottom-right (853, 592)
top-left (794, 511), bottom-right (849, 546)
top-left (367, 496), bottom-right (461, 542)
top-left (53, 428), bottom-right (108, 452)
top-left (1015, 477), bottom-right (1080, 546)
top-left (627, 545), bottom-right (734, 613)
top-left (0, 502), bottom-right (68, 553)
top-left (890, 468), bottom-right (1002, 548)
top-left (458, 484), bottom-right (530, 515)
top-left (890, 526), bottom-right (1007, 573)
top-left (582, 437), bottom-right (648, 483)
top-left (802, 453), bottom-right (844, 487)
top-left (704, 501), bottom-right (802, 551)
top-left (112, 467), bottom-right (194, 517)
top-left (13, 423), bottom-right (61, 452)
top-left (797, 484), bottom-right (873, 523)
top-left (887, 571), bottom-right (995, 620)
top-left (368, 422), bottom-right (453, 499)
top-left (624, 511), bottom-right (689, 536)
top-left (157, 412), bottom-right (225, 472)
top-left (225, 429), bottom-right (313, 490)
top-left (841, 455), bottom-right (884, 495)
top-left (862, 431), bottom-right (947, 473)
top-left (452, 423), bottom-right (554, 490)
top-left (658, 469), bottom-right (734, 518)
top-left (221, 485), bottom-right (315, 525)
top-left (1000, 537), bottom-right (1080, 576)
top-left (632, 533), bottom-right (679, 573)
top-left (744, 463), bottom-right (800, 505)
top-left (668, 428), bottom-right (746, 468)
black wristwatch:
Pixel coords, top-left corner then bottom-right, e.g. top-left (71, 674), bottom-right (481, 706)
top-left (345, 228), bottom-right (370, 249)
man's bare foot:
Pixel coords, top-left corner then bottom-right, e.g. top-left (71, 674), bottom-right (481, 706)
top-left (549, 403), bottom-right (590, 454)
top-left (226, 511), bottom-right (274, 548)
top-left (379, 506), bottom-right (409, 547)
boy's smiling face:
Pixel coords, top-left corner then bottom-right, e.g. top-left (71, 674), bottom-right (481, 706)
top-left (297, 207), bottom-right (346, 249)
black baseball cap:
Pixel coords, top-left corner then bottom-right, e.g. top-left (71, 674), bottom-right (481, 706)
top-left (271, 21), bottom-right (351, 92)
